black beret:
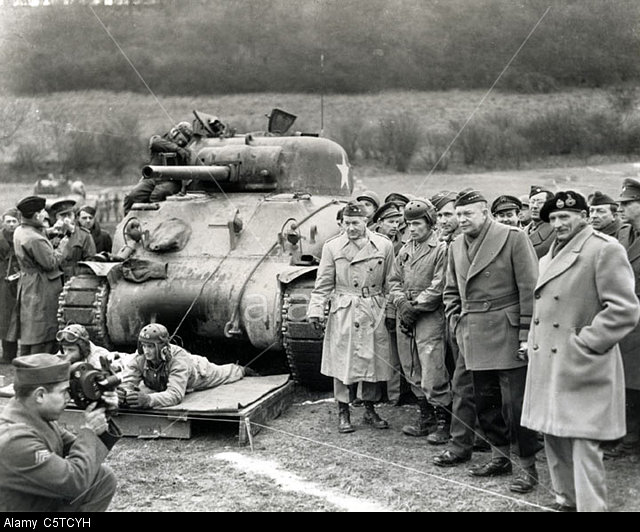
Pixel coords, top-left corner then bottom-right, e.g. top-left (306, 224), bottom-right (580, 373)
top-left (342, 201), bottom-right (368, 217)
top-left (16, 196), bottom-right (46, 218)
top-left (454, 188), bottom-right (486, 208)
top-left (618, 178), bottom-right (640, 203)
top-left (430, 191), bottom-right (457, 211)
top-left (529, 185), bottom-right (553, 198)
top-left (539, 191), bottom-right (588, 223)
top-left (372, 202), bottom-right (403, 223)
top-left (384, 193), bottom-right (410, 207)
top-left (491, 195), bottom-right (522, 215)
top-left (50, 199), bottom-right (77, 218)
top-left (589, 191), bottom-right (617, 207)
top-left (78, 205), bottom-right (96, 216)
top-left (13, 353), bottom-right (69, 387)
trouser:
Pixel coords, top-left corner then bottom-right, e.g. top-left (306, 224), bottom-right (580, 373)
top-left (396, 311), bottom-right (451, 407)
top-left (123, 179), bottom-right (180, 213)
top-left (385, 330), bottom-right (402, 402)
top-left (1, 340), bottom-right (17, 362)
top-left (448, 336), bottom-right (477, 458)
top-left (334, 379), bottom-right (381, 404)
top-left (472, 367), bottom-right (541, 459)
top-left (544, 435), bottom-right (607, 512)
top-left (62, 465), bottom-right (117, 512)
top-left (20, 341), bottom-right (57, 356)
top-left (624, 388), bottom-right (640, 445)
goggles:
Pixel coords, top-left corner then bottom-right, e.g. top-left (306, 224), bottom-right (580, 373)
top-left (56, 329), bottom-right (86, 344)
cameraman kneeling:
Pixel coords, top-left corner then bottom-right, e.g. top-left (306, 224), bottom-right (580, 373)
top-left (0, 354), bottom-right (120, 512)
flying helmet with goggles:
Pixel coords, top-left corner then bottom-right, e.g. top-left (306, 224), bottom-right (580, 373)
top-left (56, 324), bottom-right (90, 345)
top-left (169, 121), bottom-right (193, 147)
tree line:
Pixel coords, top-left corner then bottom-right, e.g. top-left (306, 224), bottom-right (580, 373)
top-left (1, 0), bottom-right (639, 95)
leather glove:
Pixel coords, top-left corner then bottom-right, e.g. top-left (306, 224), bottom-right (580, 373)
top-left (116, 387), bottom-right (127, 406)
top-left (127, 390), bottom-right (151, 409)
top-left (243, 366), bottom-right (260, 377)
top-left (385, 317), bottom-right (396, 331)
top-left (398, 300), bottom-right (420, 326)
top-left (308, 316), bottom-right (324, 331)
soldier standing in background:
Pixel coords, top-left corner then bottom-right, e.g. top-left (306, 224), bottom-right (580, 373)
top-left (307, 201), bottom-right (395, 434)
top-left (49, 199), bottom-right (95, 280)
top-left (588, 191), bottom-right (622, 238)
top-left (355, 190), bottom-right (381, 227)
top-left (77, 205), bottom-right (113, 254)
top-left (13, 196), bottom-right (69, 356)
top-left (491, 195), bottom-right (522, 228)
top-left (388, 199), bottom-right (452, 444)
top-left (518, 195), bottom-right (532, 228)
top-left (526, 185), bottom-right (555, 258)
top-left (0, 209), bottom-right (20, 364)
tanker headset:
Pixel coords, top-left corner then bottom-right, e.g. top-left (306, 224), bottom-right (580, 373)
top-left (137, 323), bottom-right (172, 392)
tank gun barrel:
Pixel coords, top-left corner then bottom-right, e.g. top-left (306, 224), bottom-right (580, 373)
top-left (142, 165), bottom-right (231, 181)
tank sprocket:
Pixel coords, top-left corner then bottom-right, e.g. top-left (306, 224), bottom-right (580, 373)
top-left (58, 274), bottom-right (112, 350)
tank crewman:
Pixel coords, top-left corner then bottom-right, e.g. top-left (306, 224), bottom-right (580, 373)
top-left (14, 196), bottom-right (69, 356)
top-left (611, 178), bottom-right (640, 459)
top-left (388, 199), bottom-right (452, 444)
top-left (50, 199), bottom-right (96, 280)
top-left (443, 188), bottom-right (542, 494)
top-left (491, 195), bottom-right (522, 228)
top-left (57, 324), bottom-right (133, 373)
top-left (518, 195), bottom-right (532, 228)
top-left (525, 185), bottom-right (555, 258)
top-left (522, 191), bottom-right (640, 512)
top-left (356, 190), bottom-right (381, 227)
top-left (0, 209), bottom-right (20, 364)
top-left (117, 324), bottom-right (249, 409)
top-left (588, 191), bottom-right (622, 238)
top-left (77, 205), bottom-right (113, 254)
top-left (0, 354), bottom-right (120, 512)
top-left (123, 121), bottom-right (194, 214)
top-left (307, 201), bottom-right (395, 433)
top-left (431, 190), bottom-right (488, 466)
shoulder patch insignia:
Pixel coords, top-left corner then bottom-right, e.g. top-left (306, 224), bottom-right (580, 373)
top-left (35, 450), bottom-right (51, 464)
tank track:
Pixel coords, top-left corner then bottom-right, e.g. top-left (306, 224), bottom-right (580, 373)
top-left (281, 279), bottom-right (331, 391)
top-left (58, 274), bottom-right (113, 350)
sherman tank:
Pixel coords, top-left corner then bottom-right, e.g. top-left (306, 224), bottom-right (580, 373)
top-left (57, 109), bottom-right (353, 389)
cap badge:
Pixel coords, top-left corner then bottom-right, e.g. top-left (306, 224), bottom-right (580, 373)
top-left (556, 199), bottom-right (565, 208)
top-left (565, 195), bottom-right (576, 207)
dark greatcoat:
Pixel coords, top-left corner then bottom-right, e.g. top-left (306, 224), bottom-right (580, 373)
top-left (0, 229), bottom-right (19, 341)
top-left (616, 224), bottom-right (640, 390)
top-left (522, 226), bottom-right (640, 439)
top-left (90, 221), bottom-right (113, 254)
top-left (526, 220), bottom-right (555, 259)
top-left (13, 219), bottom-right (65, 345)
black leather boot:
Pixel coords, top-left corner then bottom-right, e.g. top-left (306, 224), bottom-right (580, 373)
top-left (363, 401), bottom-right (389, 429)
top-left (427, 405), bottom-right (452, 445)
top-left (338, 402), bottom-right (355, 433)
top-left (402, 397), bottom-right (435, 437)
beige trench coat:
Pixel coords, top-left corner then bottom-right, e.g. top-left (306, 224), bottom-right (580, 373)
top-left (307, 230), bottom-right (395, 384)
top-left (522, 226), bottom-right (640, 440)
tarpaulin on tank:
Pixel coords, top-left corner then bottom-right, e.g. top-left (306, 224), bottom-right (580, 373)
top-left (145, 217), bottom-right (192, 252)
top-left (121, 258), bottom-right (168, 283)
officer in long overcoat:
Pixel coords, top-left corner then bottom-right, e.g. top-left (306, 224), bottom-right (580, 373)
top-left (308, 201), bottom-right (395, 433)
top-left (0, 208), bottom-right (20, 363)
top-left (0, 354), bottom-right (119, 512)
top-left (526, 185), bottom-right (555, 258)
top-left (612, 178), bottom-right (640, 457)
top-left (522, 191), bottom-right (640, 512)
top-left (443, 189), bottom-right (541, 494)
top-left (13, 196), bottom-right (68, 355)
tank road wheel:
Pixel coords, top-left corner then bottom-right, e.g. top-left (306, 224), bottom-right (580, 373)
top-left (281, 280), bottom-right (331, 391)
top-left (58, 274), bottom-right (113, 350)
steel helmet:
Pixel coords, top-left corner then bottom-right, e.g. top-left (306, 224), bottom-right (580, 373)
top-left (404, 199), bottom-right (436, 226)
top-left (56, 324), bottom-right (90, 345)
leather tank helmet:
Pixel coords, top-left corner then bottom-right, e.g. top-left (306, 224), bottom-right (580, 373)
top-left (137, 323), bottom-right (171, 361)
top-left (403, 199), bottom-right (436, 226)
top-left (56, 324), bottom-right (91, 359)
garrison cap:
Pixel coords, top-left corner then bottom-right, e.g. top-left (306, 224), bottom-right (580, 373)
top-left (404, 199), bottom-right (436, 225)
top-left (540, 191), bottom-right (588, 223)
top-left (12, 353), bottom-right (70, 387)
top-left (491, 195), bottom-right (522, 215)
top-left (518, 195), bottom-right (530, 208)
top-left (342, 201), bottom-right (368, 217)
top-left (16, 196), bottom-right (46, 218)
top-left (384, 193), bottom-right (410, 207)
top-left (2, 207), bottom-right (19, 219)
top-left (618, 178), bottom-right (640, 203)
top-left (529, 185), bottom-right (553, 198)
top-left (454, 188), bottom-right (486, 208)
top-left (589, 191), bottom-right (617, 207)
top-left (430, 191), bottom-right (457, 211)
top-left (50, 199), bottom-right (77, 218)
top-left (373, 202), bottom-right (403, 223)
top-left (78, 205), bottom-right (96, 216)
top-left (355, 190), bottom-right (381, 210)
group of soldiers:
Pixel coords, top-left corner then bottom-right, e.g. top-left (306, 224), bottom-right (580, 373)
top-left (309, 179), bottom-right (640, 512)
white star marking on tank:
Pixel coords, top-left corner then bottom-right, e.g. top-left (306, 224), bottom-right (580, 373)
top-left (336, 151), bottom-right (350, 189)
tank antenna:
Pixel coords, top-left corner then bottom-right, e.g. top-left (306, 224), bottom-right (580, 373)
top-left (320, 53), bottom-right (325, 137)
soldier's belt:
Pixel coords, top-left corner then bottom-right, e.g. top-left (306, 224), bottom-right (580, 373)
top-left (462, 291), bottom-right (519, 312)
top-left (335, 287), bottom-right (383, 298)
